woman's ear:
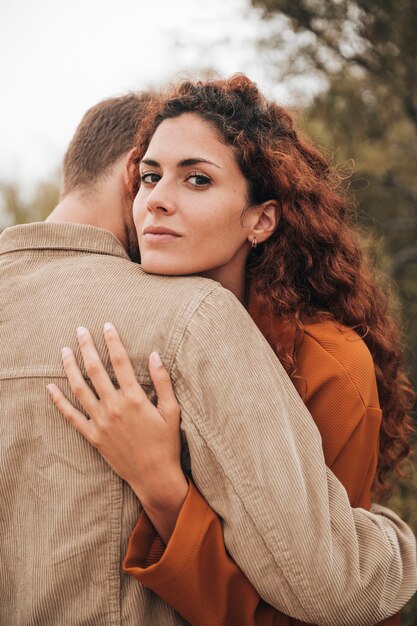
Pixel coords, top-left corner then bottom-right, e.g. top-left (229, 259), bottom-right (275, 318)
top-left (249, 200), bottom-right (280, 245)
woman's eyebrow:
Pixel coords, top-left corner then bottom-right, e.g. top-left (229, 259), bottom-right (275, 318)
top-left (140, 157), bottom-right (221, 169)
top-left (141, 158), bottom-right (160, 167)
top-left (178, 158), bottom-right (222, 169)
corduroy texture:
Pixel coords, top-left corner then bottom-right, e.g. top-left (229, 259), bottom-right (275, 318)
top-left (0, 222), bottom-right (416, 626)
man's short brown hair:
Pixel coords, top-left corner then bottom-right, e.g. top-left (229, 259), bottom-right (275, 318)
top-left (62, 92), bottom-right (151, 196)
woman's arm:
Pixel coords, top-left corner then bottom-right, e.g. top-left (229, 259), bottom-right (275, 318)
top-left (47, 320), bottom-right (414, 624)
top-left (124, 480), bottom-right (277, 626)
top-left (121, 421), bottom-right (382, 626)
top-left (121, 321), bottom-right (394, 626)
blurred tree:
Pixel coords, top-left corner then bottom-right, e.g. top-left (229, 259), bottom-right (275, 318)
top-left (252, 0), bottom-right (417, 122)
top-left (0, 179), bottom-right (59, 230)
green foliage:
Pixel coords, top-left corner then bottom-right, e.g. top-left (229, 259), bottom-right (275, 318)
top-left (252, 0), bottom-right (417, 119)
top-left (0, 179), bottom-right (59, 230)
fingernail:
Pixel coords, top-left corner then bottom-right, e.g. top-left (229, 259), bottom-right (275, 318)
top-left (150, 351), bottom-right (162, 367)
top-left (62, 347), bottom-right (72, 358)
top-left (103, 322), bottom-right (114, 333)
top-left (46, 383), bottom-right (56, 394)
top-left (76, 326), bottom-right (87, 337)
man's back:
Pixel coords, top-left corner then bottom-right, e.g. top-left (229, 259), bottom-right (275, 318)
top-left (0, 222), bottom-right (215, 625)
top-left (1, 221), bottom-right (416, 626)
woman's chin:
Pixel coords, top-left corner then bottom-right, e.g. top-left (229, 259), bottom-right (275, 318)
top-left (140, 254), bottom-right (210, 277)
top-left (140, 260), bottom-right (185, 276)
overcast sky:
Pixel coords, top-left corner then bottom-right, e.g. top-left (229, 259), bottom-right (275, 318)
top-left (1, 0), bottom-right (294, 190)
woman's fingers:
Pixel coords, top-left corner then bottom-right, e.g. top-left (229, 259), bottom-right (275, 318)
top-left (61, 346), bottom-right (100, 414)
top-left (76, 327), bottom-right (115, 399)
top-left (148, 351), bottom-right (180, 425)
top-left (47, 383), bottom-right (94, 443)
top-left (103, 323), bottom-right (147, 401)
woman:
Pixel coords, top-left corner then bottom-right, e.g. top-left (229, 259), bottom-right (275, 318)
top-left (48, 75), bottom-right (415, 625)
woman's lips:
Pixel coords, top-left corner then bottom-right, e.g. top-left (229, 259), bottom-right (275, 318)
top-left (143, 232), bottom-right (181, 243)
top-left (142, 226), bottom-right (181, 243)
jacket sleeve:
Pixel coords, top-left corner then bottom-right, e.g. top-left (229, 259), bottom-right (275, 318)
top-left (123, 480), bottom-right (277, 626)
top-left (168, 286), bottom-right (416, 626)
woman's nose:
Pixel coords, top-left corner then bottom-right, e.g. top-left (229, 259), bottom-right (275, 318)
top-left (146, 181), bottom-right (176, 215)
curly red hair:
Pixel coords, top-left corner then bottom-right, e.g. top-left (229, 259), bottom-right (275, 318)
top-left (132, 74), bottom-right (415, 497)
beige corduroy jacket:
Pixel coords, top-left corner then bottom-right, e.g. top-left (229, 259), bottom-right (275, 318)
top-left (0, 222), bottom-right (416, 626)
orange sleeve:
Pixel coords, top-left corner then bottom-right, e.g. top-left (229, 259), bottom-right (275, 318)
top-left (123, 480), bottom-right (277, 626)
top-left (295, 326), bottom-right (382, 508)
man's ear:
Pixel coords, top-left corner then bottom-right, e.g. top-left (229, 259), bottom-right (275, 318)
top-left (250, 199), bottom-right (280, 245)
top-left (123, 148), bottom-right (138, 188)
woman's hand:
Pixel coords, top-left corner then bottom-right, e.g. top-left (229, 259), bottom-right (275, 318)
top-left (47, 322), bottom-right (188, 542)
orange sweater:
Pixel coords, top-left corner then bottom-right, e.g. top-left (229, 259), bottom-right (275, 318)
top-left (124, 308), bottom-right (399, 626)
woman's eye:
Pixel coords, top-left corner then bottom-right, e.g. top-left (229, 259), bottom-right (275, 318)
top-left (140, 172), bottom-right (160, 184)
top-left (186, 173), bottom-right (212, 187)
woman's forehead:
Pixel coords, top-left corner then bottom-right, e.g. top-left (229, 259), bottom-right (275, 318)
top-left (144, 114), bottom-right (237, 167)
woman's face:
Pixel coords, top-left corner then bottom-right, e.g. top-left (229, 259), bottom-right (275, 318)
top-left (133, 113), bottom-right (256, 290)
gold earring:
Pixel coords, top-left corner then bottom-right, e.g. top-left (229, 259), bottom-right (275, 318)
top-left (251, 237), bottom-right (257, 249)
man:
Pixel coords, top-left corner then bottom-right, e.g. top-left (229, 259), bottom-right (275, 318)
top-left (0, 93), bottom-right (415, 626)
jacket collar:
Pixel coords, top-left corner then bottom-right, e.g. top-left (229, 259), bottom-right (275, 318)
top-left (0, 222), bottom-right (130, 260)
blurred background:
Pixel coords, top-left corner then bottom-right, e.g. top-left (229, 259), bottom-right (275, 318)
top-left (1, 0), bottom-right (416, 622)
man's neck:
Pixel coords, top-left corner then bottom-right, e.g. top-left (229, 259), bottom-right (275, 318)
top-left (47, 187), bottom-right (127, 249)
